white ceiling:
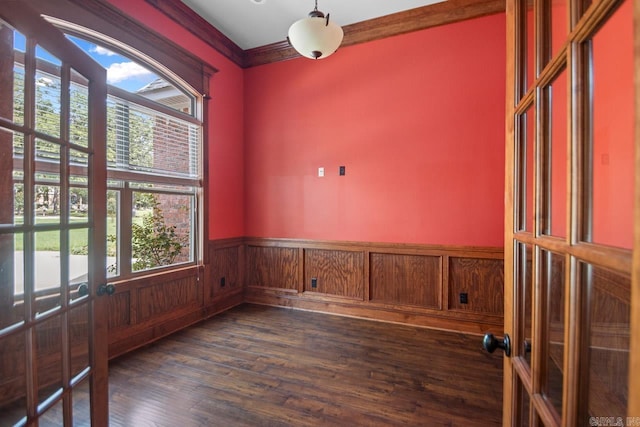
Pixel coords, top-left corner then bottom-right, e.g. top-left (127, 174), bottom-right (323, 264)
top-left (181, 0), bottom-right (446, 50)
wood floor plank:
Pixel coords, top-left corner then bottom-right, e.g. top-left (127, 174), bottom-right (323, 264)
top-left (0, 304), bottom-right (503, 426)
top-left (107, 304), bottom-right (503, 426)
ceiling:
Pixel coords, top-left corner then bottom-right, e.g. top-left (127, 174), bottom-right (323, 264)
top-left (180, 0), bottom-right (446, 50)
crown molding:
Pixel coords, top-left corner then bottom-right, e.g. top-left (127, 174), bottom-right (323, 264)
top-left (144, 0), bottom-right (245, 67)
top-left (147, 0), bottom-right (505, 69)
top-left (245, 0), bottom-right (505, 67)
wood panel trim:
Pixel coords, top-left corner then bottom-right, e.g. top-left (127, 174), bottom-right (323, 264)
top-left (144, 0), bottom-right (244, 67)
top-left (147, 0), bottom-right (505, 68)
top-left (244, 286), bottom-right (503, 323)
top-left (245, 245), bottom-right (300, 290)
top-left (364, 249), bottom-right (371, 302)
top-left (106, 259), bottom-right (243, 356)
top-left (108, 265), bottom-right (200, 292)
top-left (208, 242), bottom-right (243, 302)
top-left (447, 256), bottom-right (504, 315)
top-left (106, 236), bottom-right (504, 358)
top-left (109, 289), bottom-right (244, 359)
top-left (244, 237), bottom-right (503, 256)
top-left (208, 236), bottom-right (245, 250)
top-left (242, 237), bottom-right (504, 335)
top-left (108, 289), bottom-right (243, 359)
top-left (246, 0), bottom-right (506, 67)
top-left (136, 275), bottom-right (201, 322)
top-left (304, 249), bottom-right (365, 300)
top-left (443, 254), bottom-right (451, 311)
top-left (369, 252), bottom-right (442, 309)
top-left (298, 247), bottom-right (305, 294)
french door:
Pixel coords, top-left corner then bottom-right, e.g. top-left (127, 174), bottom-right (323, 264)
top-left (0, 2), bottom-right (108, 425)
top-left (502, 0), bottom-right (638, 424)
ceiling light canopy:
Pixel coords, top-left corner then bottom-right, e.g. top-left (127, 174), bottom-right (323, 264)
top-left (288, 0), bottom-right (343, 60)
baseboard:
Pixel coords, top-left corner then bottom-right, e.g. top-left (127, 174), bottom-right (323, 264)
top-left (245, 286), bottom-right (503, 336)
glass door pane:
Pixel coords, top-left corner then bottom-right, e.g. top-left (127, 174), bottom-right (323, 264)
top-left (517, 376), bottom-right (532, 426)
top-left (584, 0), bottom-right (634, 249)
top-left (540, 249), bottom-right (565, 418)
top-left (579, 262), bottom-right (630, 421)
top-left (525, 0), bottom-right (536, 90)
top-left (541, 68), bottom-right (567, 238)
top-left (0, 6), bottom-right (107, 425)
top-left (517, 242), bottom-right (534, 366)
top-left (517, 104), bottom-right (536, 233)
top-left (550, 0), bottom-right (567, 58)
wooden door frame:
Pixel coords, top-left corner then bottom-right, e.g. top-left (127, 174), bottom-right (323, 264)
top-left (503, 0), bottom-right (517, 421)
top-left (0, 2), bottom-right (108, 424)
top-left (504, 0), bottom-right (639, 424)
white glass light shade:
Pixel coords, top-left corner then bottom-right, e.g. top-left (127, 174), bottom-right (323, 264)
top-left (288, 16), bottom-right (343, 60)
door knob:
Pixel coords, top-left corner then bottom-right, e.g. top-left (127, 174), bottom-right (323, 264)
top-left (77, 282), bottom-right (89, 297)
top-left (97, 284), bottom-right (116, 296)
top-left (483, 333), bottom-right (511, 357)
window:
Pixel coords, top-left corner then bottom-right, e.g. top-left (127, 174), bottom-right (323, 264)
top-left (59, 36), bottom-right (205, 278)
top-left (3, 14), bottom-right (207, 300)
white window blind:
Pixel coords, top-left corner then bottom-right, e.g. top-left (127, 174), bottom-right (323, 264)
top-left (107, 94), bottom-right (200, 180)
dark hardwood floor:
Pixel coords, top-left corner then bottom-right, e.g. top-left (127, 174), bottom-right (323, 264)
top-left (2, 304), bottom-right (504, 426)
top-left (108, 304), bottom-right (503, 426)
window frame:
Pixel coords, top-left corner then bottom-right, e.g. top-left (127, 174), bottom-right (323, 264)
top-left (84, 39), bottom-right (205, 281)
top-left (12, 0), bottom-right (213, 288)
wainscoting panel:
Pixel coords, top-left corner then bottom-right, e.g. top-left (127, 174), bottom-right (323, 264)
top-left (370, 253), bottom-right (441, 309)
top-left (108, 291), bottom-right (131, 330)
top-left (99, 237), bottom-right (503, 359)
top-left (448, 257), bottom-right (504, 315)
top-left (0, 333), bottom-right (23, 407)
top-left (108, 238), bottom-right (245, 358)
top-left (590, 266), bottom-right (631, 349)
top-left (246, 246), bottom-right (299, 290)
top-left (304, 249), bottom-right (364, 299)
top-left (108, 266), bottom-right (203, 356)
top-left (244, 238), bottom-right (505, 334)
top-left (209, 245), bottom-right (242, 300)
top-left (137, 275), bottom-right (200, 321)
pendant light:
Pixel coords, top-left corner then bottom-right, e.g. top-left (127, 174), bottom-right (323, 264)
top-left (287, 0), bottom-right (343, 60)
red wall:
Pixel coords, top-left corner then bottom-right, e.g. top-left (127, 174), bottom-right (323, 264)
top-left (591, 0), bottom-right (634, 249)
top-left (106, 0), bottom-right (245, 240)
top-left (244, 14), bottom-right (506, 246)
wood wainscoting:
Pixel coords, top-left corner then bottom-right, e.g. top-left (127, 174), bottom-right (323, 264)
top-left (108, 237), bottom-right (245, 358)
top-left (30, 236), bottom-right (501, 361)
top-left (106, 236), bottom-right (503, 358)
top-left (241, 238), bottom-right (504, 335)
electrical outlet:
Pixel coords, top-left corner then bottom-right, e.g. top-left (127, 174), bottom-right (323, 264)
top-left (311, 277), bottom-right (317, 288)
top-left (339, 166), bottom-right (346, 176)
top-left (318, 167), bottom-right (324, 177)
top-left (460, 293), bottom-right (468, 304)
top-left (220, 276), bottom-right (226, 287)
